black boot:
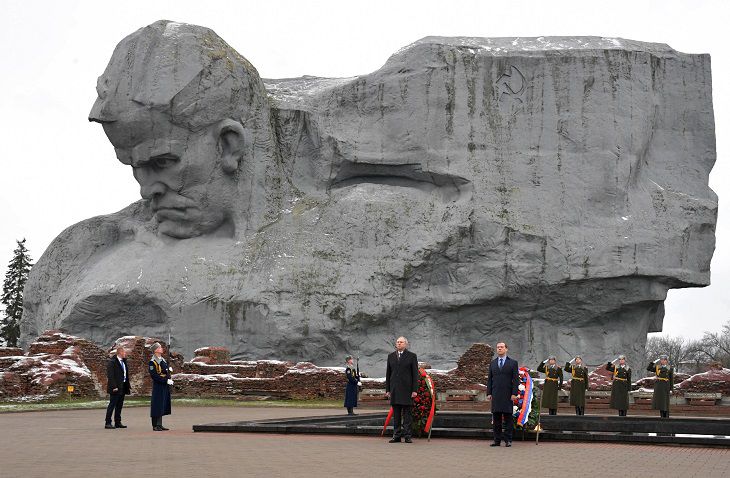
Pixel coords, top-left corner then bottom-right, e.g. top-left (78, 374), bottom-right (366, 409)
top-left (575, 407), bottom-right (580, 416)
top-left (152, 417), bottom-right (162, 431)
top-left (159, 417), bottom-right (169, 431)
top-left (347, 407), bottom-right (355, 415)
top-left (549, 409), bottom-right (556, 416)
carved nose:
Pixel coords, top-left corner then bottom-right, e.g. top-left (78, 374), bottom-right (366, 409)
top-left (140, 182), bottom-right (167, 200)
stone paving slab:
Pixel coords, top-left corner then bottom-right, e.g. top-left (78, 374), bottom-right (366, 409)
top-left (0, 406), bottom-right (728, 478)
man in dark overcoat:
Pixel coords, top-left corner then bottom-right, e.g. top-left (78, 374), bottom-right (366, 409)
top-left (105, 346), bottom-right (131, 429)
top-left (149, 342), bottom-right (173, 431)
top-left (486, 341), bottom-right (519, 447)
top-left (385, 336), bottom-right (419, 443)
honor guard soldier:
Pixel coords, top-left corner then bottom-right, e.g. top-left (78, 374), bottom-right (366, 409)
top-left (149, 342), bottom-right (173, 431)
top-left (647, 354), bottom-right (674, 418)
top-left (344, 355), bottom-right (361, 415)
top-left (606, 355), bottom-right (631, 416)
top-left (537, 356), bottom-right (563, 415)
top-left (565, 355), bottom-right (589, 415)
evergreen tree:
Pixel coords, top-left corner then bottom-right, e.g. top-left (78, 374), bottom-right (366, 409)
top-left (1, 239), bottom-right (33, 347)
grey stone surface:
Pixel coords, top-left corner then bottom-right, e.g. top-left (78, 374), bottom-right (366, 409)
top-left (20, 22), bottom-right (717, 372)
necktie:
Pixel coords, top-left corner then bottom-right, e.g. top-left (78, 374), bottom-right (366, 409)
top-left (398, 352), bottom-right (401, 360)
top-left (499, 358), bottom-right (504, 369)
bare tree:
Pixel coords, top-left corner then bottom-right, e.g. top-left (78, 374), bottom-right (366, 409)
top-left (696, 321), bottom-right (730, 368)
top-left (644, 334), bottom-right (693, 368)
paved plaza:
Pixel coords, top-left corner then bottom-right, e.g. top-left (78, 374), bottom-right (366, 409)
top-left (1, 406), bottom-right (728, 477)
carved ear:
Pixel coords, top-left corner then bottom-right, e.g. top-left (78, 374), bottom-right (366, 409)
top-left (216, 119), bottom-right (245, 174)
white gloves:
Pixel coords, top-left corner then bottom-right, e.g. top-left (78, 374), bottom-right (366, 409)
top-left (167, 379), bottom-right (174, 386)
top-left (169, 367), bottom-right (173, 372)
top-left (357, 382), bottom-right (362, 386)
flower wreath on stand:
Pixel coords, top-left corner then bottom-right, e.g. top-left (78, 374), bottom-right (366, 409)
top-left (411, 368), bottom-right (436, 437)
top-left (513, 366), bottom-right (540, 430)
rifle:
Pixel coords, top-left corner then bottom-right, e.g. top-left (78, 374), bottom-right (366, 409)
top-left (356, 356), bottom-right (362, 391)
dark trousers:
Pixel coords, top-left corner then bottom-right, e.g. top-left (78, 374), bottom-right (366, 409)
top-left (492, 412), bottom-right (514, 443)
top-left (105, 394), bottom-right (125, 425)
top-left (151, 416), bottom-right (164, 427)
top-left (392, 405), bottom-right (413, 439)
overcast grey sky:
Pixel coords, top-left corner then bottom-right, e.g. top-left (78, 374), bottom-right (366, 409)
top-left (1, 0), bottom-right (727, 339)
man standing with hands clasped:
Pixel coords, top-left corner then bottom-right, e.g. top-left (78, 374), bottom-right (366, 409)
top-left (105, 346), bottom-right (130, 429)
top-left (487, 342), bottom-right (520, 447)
top-left (385, 336), bottom-right (420, 443)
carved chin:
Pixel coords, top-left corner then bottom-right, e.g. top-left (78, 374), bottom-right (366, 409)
top-left (156, 216), bottom-right (233, 239)
top-left (157, 219), bottom-right (202, 239)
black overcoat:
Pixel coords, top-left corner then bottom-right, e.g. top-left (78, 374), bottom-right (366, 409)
top-left (385, 349), bottom-right (419, 406)
top-left (486, 356), bottom-right (520, 414)
top-left (106, 357), bottom-right (131, 395)
top-left (149, 359), bottom-right (172, 417)
top-left (344, 366), bottom-right (359, 408)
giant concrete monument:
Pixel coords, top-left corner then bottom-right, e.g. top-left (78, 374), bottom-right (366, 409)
top-left (21, 21), bottom-right (717, 370)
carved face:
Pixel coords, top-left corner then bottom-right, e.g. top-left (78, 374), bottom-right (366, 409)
top-left (102, 116), bottom-right (239, 239)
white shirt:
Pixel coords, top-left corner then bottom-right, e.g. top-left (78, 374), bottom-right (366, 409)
top-left (118, 357), bottom-right (127, 382)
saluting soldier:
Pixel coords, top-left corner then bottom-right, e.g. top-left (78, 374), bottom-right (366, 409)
top-left (537, 356), bottom-right (563, 415)
top-left (606, 355), bottom-right (631, 416)
top-left (149, 342), bottom-right (173, 431)
top-left (647, 354), bottom-right (674, 418)
top-left (565, 355), bottom-right (589, 415)
top-left (344, 355), bottom-right (361, 415)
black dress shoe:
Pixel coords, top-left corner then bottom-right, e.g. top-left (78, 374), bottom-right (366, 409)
top-left (105, 424), bottom-right (115, 429)
top-left (404, 438), bottom-right (413, 443)
top-left (388, 438), bottom-right (401, 443)
top-left (490, 442), bottom-right (500, 447)
top-left (159, 426), bottom-right (169, 431)
top-left (505, 442), bottom-right (512, 447)
top-left (153, 426), bottom-right (163, 431)
top-left (114, 424), bottom-right (127, 428)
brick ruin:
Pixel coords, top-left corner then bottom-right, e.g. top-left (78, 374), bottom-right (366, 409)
top-left (1, 332), bottom-right (729, 408)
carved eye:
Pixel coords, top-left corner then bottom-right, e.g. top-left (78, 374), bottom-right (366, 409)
top-left (150, 154), bottom-right (179, 170)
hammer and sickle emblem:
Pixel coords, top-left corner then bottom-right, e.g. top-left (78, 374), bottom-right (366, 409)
top-left (496, 65), bottom-right (526, 103)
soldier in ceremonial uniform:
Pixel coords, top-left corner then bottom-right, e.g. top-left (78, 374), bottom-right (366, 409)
top-left (149, 342), bottom-right (173, 431)
top-left (647, 354), bottom-right (674, 418)
top-left (537, 356), bottom-right (563, 415)
top-left (565, 355), bottom-right (589, 415)
top-left (606, 355), bottom-right (631, 416)
top-left (344, 355), bottom-right (361, 415)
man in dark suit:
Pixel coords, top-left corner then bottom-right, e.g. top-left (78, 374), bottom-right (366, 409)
top-left (385, 336), bottom-right (420, 443)
top-left (486, 341), bottom-right (519, 447)
top-left (105, 346), bottom-right (131, 429)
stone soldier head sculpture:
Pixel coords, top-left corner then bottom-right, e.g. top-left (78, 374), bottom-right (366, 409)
top-left (20, 23), bottom-right (716, 372)
top-left (89, 20), bottom-right (275, 239)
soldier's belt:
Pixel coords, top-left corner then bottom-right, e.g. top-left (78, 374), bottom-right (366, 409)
top-left (613, 377), bottom-right (627, 381)
top-left (545, 377), bottom-right (559, 382)
top-left (571, 378), bottom-right (584, 381)
top-left (657, 377), bottom-right (669, 381)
